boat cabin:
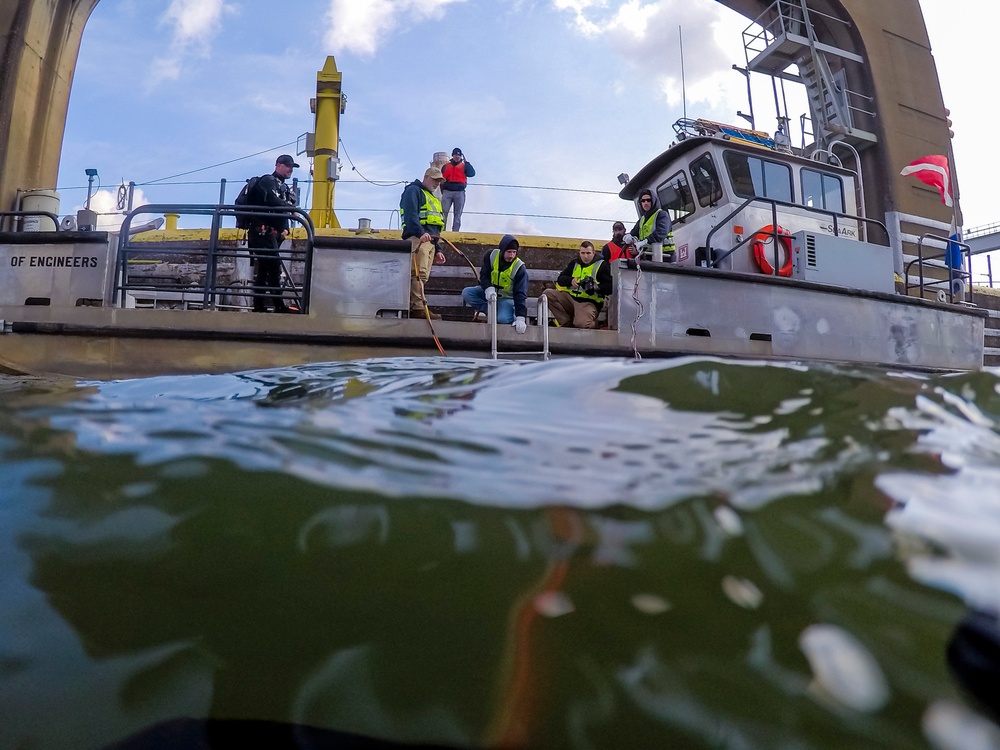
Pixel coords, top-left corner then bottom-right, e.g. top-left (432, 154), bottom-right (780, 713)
top-left (620, 118), bottom-right (895, 293)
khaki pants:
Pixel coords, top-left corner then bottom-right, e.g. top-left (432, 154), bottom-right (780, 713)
top-left (409, 236), bottom-right (436, 309)
top-left (542, 289), bottom-right (600, 328)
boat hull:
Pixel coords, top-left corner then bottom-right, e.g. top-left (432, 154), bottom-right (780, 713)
top-left (0, 262), bottom-right (985, 378)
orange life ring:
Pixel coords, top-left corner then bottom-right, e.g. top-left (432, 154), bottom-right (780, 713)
top-left (752, 225), bottom-right (793, 277)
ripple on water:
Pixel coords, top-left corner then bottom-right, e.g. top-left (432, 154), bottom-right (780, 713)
top-left (2, 357), bottom-right (1000, 748)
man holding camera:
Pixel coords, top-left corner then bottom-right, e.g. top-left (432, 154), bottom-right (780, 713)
top-left (541, 240), bottom-right (613, 328)
top-left (441, 147), bottom-right (475, 232)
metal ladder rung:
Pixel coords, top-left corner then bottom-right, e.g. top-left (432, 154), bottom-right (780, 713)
top-left (490, 294), bottom-right (550, 360)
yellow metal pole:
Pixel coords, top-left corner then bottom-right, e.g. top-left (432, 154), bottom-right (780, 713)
top-left (310, 56), bottom-right (342, 229)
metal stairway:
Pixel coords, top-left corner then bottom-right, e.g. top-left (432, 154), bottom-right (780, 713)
top-left (741, 0), bottom-right (876, 151)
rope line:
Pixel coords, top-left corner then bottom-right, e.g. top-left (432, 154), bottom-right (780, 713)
top-left (630, 256), bottom-right (645, 360)
top-left (136, 140), bottom-right (298, 186)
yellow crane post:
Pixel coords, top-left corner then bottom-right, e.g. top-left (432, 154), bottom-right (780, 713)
top-left (310, 56), bottom-right (343, 229)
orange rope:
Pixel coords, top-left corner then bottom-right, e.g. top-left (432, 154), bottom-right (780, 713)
top-left (441, 237), bottom-right (480, 279)
top-left (487, 508), bottom-right (581, 746)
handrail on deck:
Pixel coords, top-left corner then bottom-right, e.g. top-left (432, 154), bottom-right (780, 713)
top-left (115, 203), bottom-right (316, 313)
top-left (704, 196), bottom-right (889, 271)
top-left (905, 233), bottom-right (972, 304)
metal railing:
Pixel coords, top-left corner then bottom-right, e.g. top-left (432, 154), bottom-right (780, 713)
top-left (704, 196), bottom-right (889, 271)
top-left (904, 233), bottom-right (972, 303)
top-left (114, 203), bottom-right (315, 313)
top-left (742, 0), bottom-right (850, 63)
top-left (0, 210), bottom-right (62, 233)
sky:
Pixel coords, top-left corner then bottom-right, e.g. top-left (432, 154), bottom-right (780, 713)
top-left (55, 0), bottom-right (991, 253)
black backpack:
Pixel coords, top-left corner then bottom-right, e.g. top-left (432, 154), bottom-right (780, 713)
top-left (234, 176), bottom-right (264, 229)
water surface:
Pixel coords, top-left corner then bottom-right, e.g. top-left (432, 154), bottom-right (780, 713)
top-left (2, 356), bottom-right (999, 749)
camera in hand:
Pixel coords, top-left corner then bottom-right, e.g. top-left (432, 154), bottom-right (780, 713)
top-left (577, 276), bottom-right (597, 293)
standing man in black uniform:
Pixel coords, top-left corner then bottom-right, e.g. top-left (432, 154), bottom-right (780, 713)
top-left (248, 154), bottom-right (298, 313)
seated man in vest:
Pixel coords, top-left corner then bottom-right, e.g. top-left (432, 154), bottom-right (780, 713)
top-left (624, 188), bottom-right (676, 261)
top-left (461, 234), bottom-right (528, 334)
top-left (400, 166), bottom-right (447, 319)
top-left (541, 241), bottom-right (613, 328)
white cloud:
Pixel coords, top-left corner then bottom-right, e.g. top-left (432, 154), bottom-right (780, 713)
top-left (246, 92), bottom-right (300, 116)
top-left (553, 0), bottom-right (743, 103)
top-left (149, 0), bottom-right (235, 85)
top-left (552, 0), bottom-right (604, 36)
top-left (324, 0), bottom-right (467, 56)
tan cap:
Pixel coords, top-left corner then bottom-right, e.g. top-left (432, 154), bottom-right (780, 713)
top-left (424, 166), bottom-right (445, 181)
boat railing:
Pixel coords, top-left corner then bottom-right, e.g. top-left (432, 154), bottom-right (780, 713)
top-left (114, 204), bottom-right (315, 313)
top-left (905, 233), bottom-right (972, 303)
top-left (705, 196), bottom-right (890, 271)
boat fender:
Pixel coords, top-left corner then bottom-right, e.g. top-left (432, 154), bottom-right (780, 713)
top-left (752, 225), bottom-right (793, 277)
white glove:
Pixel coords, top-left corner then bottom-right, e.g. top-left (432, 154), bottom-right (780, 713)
top-left (635, 239), bottom-right (649, 249)
top-left (513, 316), bottom-right (527, 334)
top-left (484, 286), bottom-right (497, 303)
top-left (622, 233), bottom-right (635, 246)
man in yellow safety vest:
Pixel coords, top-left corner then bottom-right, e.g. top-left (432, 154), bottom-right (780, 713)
top-left (541, 241), bottom-right (613, 328)
top-left (624, 188), bottom-right (676, 261)
top-left (400, 166), bottom-right (447, 319)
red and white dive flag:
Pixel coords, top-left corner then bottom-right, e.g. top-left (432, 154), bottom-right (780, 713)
top-left (900, 155), bottom-right (953, 207)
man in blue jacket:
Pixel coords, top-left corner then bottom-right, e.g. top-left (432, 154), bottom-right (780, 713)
top-left (400, 166), bottom-right (447, 319)
top-left (461, 234), bottom-right (529, 333)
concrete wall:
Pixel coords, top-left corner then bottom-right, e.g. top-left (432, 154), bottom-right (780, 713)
top-left (0, 1), bottom-right (99, 213)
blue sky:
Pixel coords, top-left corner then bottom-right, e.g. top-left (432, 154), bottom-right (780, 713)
top-left (56, 0), bottom-right (989, 244)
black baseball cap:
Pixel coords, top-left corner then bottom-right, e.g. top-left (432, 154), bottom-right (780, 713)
top-left (276, 154), bottom-right (300, 168)
top-left (452, 148), bottom-right (462, 156)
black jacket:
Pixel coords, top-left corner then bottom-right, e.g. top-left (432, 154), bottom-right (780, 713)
top-left (252, 171), bottom-right (296, 233)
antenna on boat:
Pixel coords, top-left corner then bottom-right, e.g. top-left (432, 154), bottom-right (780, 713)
top-left (679, 25), bottom-right (687, 122)
top-left (732, 65), bottom-right (755, 131)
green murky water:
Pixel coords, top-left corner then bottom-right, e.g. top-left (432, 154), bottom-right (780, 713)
top-left (2, 357), bottom-right (999, 749)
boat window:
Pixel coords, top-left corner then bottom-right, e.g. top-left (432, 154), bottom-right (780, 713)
top-left (723, 151), bottom-right (793, 203)
top-left (655, 170), bottom-right (695, 224)
top-left (690, 153), bottom-right (723, 207)
top-left (801, 168), bottom-right (845, 213)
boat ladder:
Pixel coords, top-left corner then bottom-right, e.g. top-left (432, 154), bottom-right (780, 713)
top-left (489, 294), bottom-right (550, 360)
